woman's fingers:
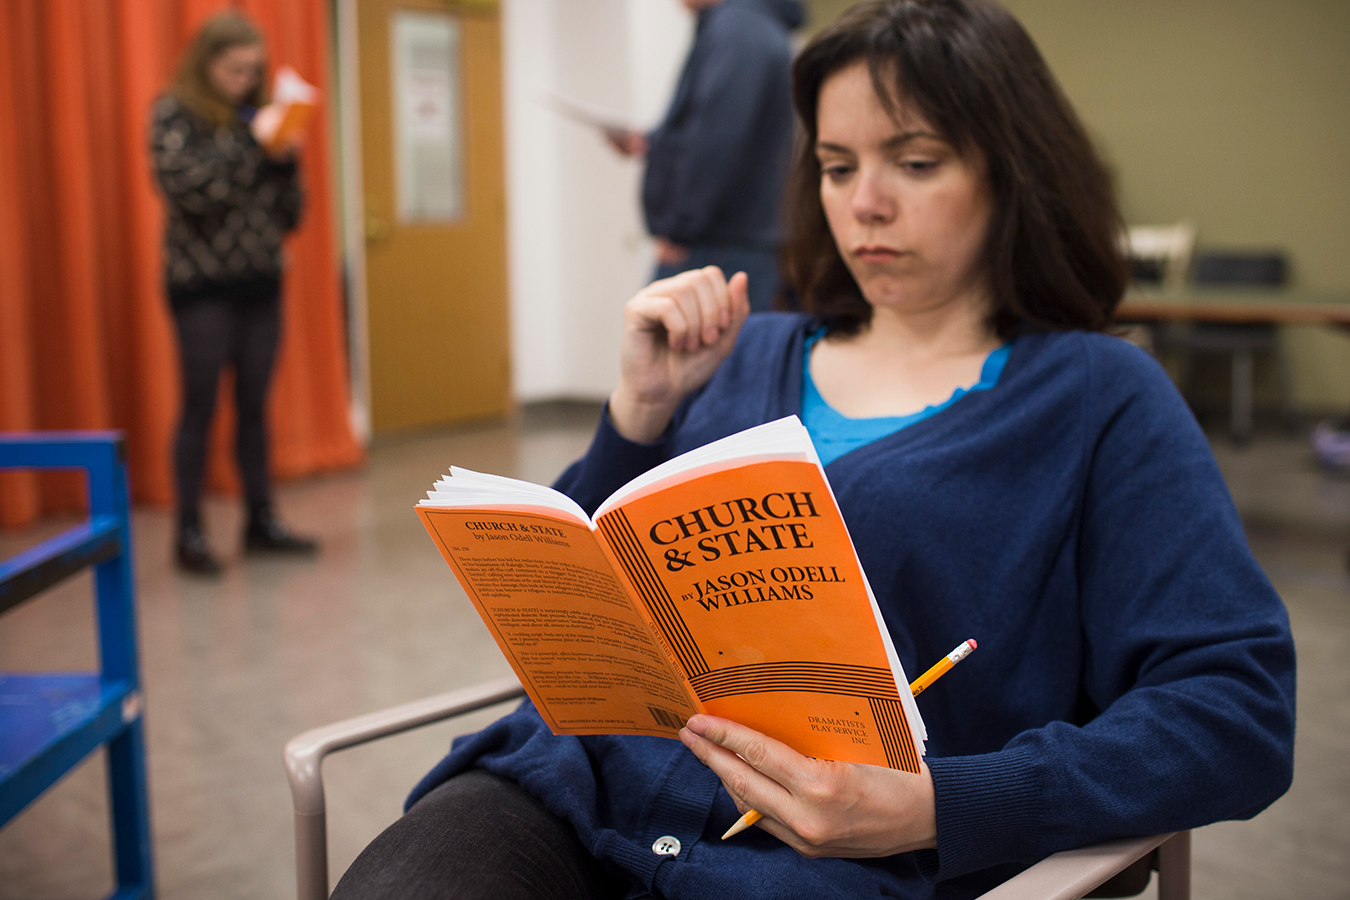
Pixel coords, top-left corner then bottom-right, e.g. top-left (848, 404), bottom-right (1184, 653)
top-left (687, 268), bottom-right (726, 346)
top-left (727, 270), bottom-right (750, 324)
top-left (628, 289), bottom-right (692, 351)
top-left (638, 267), bottom-right (744, 352)
top-left (632, 278), bottom-right (693, 351)
top-left (610, 266), bottom-right (750, 443)
top-left (680, 715), bottom-right (801, 811)
top-left (707, 268), bottom-right (753, 333)
top-left (682, 715), bottom-right (940, 857)
top-left (663, 268), bottom-right (718, 351)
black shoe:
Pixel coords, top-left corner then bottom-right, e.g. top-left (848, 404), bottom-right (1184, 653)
top-left (177, 524), bottom-right (223, 576)
top-left (244, 510), bottom-right (319, 556)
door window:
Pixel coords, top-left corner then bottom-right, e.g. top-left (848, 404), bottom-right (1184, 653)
top-left (392, 11), bottom-right (464, 222)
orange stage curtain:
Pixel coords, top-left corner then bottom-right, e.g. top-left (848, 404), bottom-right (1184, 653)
top-left (0, 0), bottom-right (362, 529)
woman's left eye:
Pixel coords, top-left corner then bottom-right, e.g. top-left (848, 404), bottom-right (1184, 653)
top-left (899, 159), bottom-right (939, 175)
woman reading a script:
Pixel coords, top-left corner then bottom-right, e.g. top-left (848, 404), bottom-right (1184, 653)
top-left (335, 2), bottom-right (1295, 897)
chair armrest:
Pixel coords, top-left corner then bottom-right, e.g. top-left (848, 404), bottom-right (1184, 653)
top-left (284, 675), bottom-right (525, 900)
top-left (978, 832), bottom-right (1184, 900)
top-left (284, 674), bottom-right (524, 816)
top-left (286, 683), bottom-right (1189, 900)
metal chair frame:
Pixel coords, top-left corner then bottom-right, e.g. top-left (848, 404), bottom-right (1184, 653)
top-left (0, 432), bottom-right (154, 900)
top-left (284, 677), bottom-right (1189, 900)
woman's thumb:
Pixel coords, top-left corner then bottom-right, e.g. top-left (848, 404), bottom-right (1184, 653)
top-left (728, 271), bottom-right (751, 314)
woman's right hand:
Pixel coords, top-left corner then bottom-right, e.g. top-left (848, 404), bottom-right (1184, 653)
top-left (608, 266), bottom-right (750, 443)
top-left (251, 104), bottom-right (303, 158)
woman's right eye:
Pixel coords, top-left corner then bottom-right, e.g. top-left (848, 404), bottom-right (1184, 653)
top-left (821, 164), bottom-right (854, 182)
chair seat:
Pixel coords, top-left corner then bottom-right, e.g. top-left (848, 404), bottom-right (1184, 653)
top-left (0, 674), bottom-right (137, 823)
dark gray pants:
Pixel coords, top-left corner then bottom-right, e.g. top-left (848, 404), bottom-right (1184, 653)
top-left (331, 770), bottom-right (634, 900)
top-left (172, 289), bottom-right (280, 526)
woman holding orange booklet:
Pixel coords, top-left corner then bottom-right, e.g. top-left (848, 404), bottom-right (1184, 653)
top-left (335, 2), bottom-right (1295, 898)
top-left (151, 11), bottom-right (318, 575)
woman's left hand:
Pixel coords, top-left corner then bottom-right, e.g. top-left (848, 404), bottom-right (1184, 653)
top-left (679, 714), bottom-right (937, 858)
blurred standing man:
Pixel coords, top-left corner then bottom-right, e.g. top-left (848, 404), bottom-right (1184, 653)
top-left (608, 0), bottom-right (805, 312)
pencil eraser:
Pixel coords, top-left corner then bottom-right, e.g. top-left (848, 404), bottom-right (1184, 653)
top-left (967, 638), bottom-right (977, 650)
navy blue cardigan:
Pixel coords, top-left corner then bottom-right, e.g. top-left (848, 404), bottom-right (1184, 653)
top-left (410, 314), bottom-right (1296, 899)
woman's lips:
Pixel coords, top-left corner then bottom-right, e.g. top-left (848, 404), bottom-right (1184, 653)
top-left (852, 246), bottom-right (903, 263)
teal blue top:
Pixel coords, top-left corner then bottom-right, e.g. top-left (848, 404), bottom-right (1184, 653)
top-left (801, 331), bottom-right (1012, 465)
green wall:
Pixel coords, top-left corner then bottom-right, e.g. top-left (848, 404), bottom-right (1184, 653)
top-left (805, 0), bottom-right (1350, 411)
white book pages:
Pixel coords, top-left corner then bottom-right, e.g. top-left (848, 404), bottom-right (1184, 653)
top-left (594, 416), bottom-right (818, 518)
top-left (273, 65), bottom-right (319, 103)
top-left (420, 467), bottom-right (590, 525)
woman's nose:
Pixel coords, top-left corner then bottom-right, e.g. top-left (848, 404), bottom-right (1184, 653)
top-left (851, 169), bottom-right (895, 224)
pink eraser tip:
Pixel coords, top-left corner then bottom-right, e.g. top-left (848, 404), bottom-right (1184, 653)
top-left (967, 639), bottom-right (977, 649)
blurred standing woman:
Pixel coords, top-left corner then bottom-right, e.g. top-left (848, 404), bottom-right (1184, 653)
top-left (151, 11), bottom-right (318, 575)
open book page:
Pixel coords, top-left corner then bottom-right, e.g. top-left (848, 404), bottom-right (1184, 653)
top-left (417, 502), bottom-right (699, 737)
top-left (591, 418), bottom-right (926, 772)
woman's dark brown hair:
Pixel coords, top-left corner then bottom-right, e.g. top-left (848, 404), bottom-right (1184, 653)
top-left (170, 11), bottom-right (268, 128)
top-left (785, 0), bottom-right (1126, 337)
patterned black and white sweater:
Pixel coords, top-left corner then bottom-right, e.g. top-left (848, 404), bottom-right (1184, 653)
top-left (149, 93), bottom-right (303, 303)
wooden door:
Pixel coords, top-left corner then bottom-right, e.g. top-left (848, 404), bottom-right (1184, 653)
top-left (358, 0), bottom-right (510, 432)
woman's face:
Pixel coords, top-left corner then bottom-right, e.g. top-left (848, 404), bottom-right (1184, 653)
top-left (207, 43), bottom-right (264, 106)
top-left (816, 62), bottom-right (994, 320)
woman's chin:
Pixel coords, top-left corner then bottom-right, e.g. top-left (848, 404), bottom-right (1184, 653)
top-left (857, 277), bottom-right (991, 322)
top-left (858, 284), bottom-right (942, 316)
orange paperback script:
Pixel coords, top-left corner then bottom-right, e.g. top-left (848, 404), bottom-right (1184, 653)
top-left (417, 418), bottom-right (924, 772)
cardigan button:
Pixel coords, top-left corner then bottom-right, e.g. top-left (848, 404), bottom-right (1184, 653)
top-left (651, 835), bottom-right (681, 857)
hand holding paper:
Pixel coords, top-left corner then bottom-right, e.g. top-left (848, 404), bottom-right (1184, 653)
top-left (719, 639), bottom-right (977, 843)
top-left (603, 128), bottom-right (648, 157)
top-left (679, 714), bottom-right (938, 858)
top-left (251, 65), bottom-right (318, 156)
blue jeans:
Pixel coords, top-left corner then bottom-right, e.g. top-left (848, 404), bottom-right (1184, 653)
top-left (654, 245), bottom-right (783, 313)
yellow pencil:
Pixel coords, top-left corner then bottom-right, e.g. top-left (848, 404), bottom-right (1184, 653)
top-left (909, 638), bottom-right (977, 697)
top-left (721, 639), bottom-right (977, 840)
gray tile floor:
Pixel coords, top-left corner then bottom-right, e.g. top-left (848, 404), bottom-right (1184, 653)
top-left (2, 404), bottom-right (1347, 899)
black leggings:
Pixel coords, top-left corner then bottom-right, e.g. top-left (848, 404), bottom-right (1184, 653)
top-left (331, 770), bottom-right (634, 900)
top-left (172, 289), bottom-right (280, 523)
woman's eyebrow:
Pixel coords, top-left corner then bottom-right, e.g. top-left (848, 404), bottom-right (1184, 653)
top-left (815, 131), bottom-right (943, 156)
top-left (881, 130), bottom-right (943, 149)
top-left (814, 141), bottom-right (854, 156)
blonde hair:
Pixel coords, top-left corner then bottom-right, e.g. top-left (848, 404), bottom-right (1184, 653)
top-left (170, 10), bottom-right (269, 128)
